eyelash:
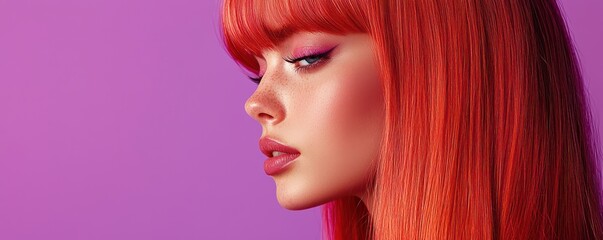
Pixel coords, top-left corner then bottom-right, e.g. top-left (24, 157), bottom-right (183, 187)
top-left (248, 47), bottom-right (335, 85)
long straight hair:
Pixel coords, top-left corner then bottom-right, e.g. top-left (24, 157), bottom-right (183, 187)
top-left (219, 0), bottom-right (603, 239)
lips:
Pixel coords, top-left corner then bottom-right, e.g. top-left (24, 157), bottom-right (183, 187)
top-left (259, 137), bottom-right (301, 175)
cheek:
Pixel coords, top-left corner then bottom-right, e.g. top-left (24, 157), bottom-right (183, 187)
top-left (307, 66), bottom-right (384, 194)
top-left (326, 54), bottom-right (384, 145)
top-left (333, 76), bottom-right (383, 142)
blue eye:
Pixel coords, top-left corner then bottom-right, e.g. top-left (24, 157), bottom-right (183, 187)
top-left (283, 46), bottom-right (336, 72)
top-left (248, 46), bottom-right (337, 85)
top-left (300, 56), bottom-right (321, 65)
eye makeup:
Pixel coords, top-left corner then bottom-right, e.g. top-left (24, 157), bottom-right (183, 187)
top-left (248, 45), bottom-right (338, 85)
top-left (285, 45), bottom-right (338, 63)
top-left (283, 45), bottom-right (337, 73)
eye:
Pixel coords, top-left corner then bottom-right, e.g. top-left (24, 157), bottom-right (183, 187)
top-left (298, 56), bottom-right (322, 67)
top-left (283, 46), bottom-right (337, 73)
top-left (247, 46), bottom-right (337, 85)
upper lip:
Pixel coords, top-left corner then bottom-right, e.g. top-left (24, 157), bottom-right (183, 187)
top-left (259, 137), bottom-right (300, 158)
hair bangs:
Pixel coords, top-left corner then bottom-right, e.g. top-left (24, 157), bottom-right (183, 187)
top-left (220, 0), bottom-right (369, 76)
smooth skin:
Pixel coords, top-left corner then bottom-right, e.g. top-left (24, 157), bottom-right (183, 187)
top-left (245, 31), bottom-right (384, 212)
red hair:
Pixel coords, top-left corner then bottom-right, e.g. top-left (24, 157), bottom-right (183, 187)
top-left (219, 0), bottom-right (603, 239)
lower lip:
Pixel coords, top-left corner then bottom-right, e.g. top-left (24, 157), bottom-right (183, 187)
top-left (264, 153), bottom-right (301, 176)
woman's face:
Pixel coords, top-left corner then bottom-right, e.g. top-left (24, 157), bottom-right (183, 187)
top-left (245, 31), bottom-right (384, 210)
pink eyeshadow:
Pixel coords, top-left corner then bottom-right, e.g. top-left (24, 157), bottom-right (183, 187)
top-left (291, 44), bottom-right (338, 59)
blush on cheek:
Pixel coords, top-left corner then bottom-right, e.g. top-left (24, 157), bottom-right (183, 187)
top-left (332, 73), bottom-right (383, 143)
top-left (318, 74), bottom-right (382, 197)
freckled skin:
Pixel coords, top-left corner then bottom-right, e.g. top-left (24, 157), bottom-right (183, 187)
top-left (245, 32), bottom-right (384, 210)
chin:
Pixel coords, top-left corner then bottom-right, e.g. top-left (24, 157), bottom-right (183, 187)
top-left (275, 185), bottom-right (330, 210)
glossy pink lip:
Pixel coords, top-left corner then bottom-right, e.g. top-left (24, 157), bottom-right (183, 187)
top-left (259, 137), bottom-right (301, 176)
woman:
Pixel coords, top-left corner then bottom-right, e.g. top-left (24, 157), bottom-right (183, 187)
top-left (219, 0), bottom-right (603, 239)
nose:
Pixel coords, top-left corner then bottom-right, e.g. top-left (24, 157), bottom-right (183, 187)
top-left (244, 87), bottom-right (284, 126)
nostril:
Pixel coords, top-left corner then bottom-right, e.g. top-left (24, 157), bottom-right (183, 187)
top-left (258, 112), bottom-right (273, 120)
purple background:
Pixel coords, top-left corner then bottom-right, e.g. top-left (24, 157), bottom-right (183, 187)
top-left (0, 0), bottom-right (600, 239)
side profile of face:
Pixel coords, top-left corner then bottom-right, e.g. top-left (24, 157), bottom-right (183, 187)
top-left (245, 31), bottom-right (384, 210)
